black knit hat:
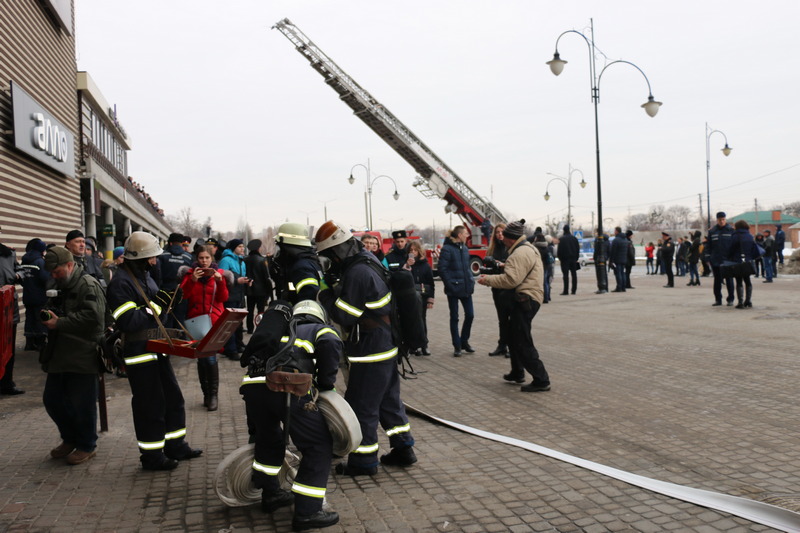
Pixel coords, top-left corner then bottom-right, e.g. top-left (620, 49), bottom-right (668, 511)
top-left (503, 219), bottom-right (526, 239)
top-left (227, 239), bottom-right (244, 250)
top-left (168, 233), bottom-right (183, 243)
top-left (65, 230), bottom-right (84, 242)
top-left (247, 239), bottom-right (262, 252)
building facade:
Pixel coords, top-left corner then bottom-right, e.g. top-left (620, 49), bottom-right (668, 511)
top-left (1, 0), bottom-right (81, 251)
top-left (1, 1), bottom-right (171, 258)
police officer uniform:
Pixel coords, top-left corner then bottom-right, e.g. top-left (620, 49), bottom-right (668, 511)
top-left (155, 234), bottom-right (193, 326)
top-left (327, 250), bottom-right (414, 472)
top-left (240, 321), bottom-right (341, 521)
top-left (107, 232), bottom-right (201, 471)
top-left (661, 232), bottom-right (675, 288)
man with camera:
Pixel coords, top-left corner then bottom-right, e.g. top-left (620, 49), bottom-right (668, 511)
top-left (478, 220), bottom-right (551, 393)
top-left (39, 246), bottom-right (106, 465)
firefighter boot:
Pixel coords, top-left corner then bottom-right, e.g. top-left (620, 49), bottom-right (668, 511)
top-left (206, 363), bottom-right (219, 412)
top-left (380, 445), bottom-right (417, 467)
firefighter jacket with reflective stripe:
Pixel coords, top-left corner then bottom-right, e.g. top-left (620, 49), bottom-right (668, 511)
top-left (107, 266), bottom-right (165, 359)
top-left (274, 253), bottom-right (322, 304)
top-left (329, 251), bottom-right (395, 363)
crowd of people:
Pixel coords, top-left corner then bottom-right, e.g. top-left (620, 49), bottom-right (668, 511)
top-left (127, 176), bottom-right (165, 218)
top-left (1, 212), bottom-right (789, 529)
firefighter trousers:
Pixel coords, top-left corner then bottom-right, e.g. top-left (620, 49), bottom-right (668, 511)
top-left (345, 358), bottom-right (413, 468)
top-left (241, 382), bottom-right (333, 516)
top-left (125, 354), bottom-right (192, 459)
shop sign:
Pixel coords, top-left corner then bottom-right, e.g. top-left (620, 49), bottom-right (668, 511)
top-left (11, 81), bottom-right (75, 178)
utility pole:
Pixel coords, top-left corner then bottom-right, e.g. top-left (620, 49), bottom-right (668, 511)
top-left (754, 198), bottom-right (759, 234)
top-left (698, 194), bottom-right (703, 225)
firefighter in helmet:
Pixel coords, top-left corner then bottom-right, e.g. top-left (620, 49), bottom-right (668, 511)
top-left (314, 220), bottom-right (416, 476)
top-left (270, 222), bottom-right (322, 304)
top-left (107, 231), bottom-right (202, 471)
top-left (239, 300), bottom-right (341, 531)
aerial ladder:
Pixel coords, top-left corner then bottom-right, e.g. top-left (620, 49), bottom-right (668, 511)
top-left (272, 18), bottom-right (508, 251)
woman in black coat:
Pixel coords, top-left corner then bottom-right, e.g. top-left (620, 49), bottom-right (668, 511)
top-left (727, 220), bottom-right (758, 308)
top-left (407, 240), bottom-right (434, 355)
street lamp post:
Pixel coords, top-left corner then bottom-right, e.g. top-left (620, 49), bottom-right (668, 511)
top-left (380, 218), bottom-right (404, 232)
top-left (705, 122), bottom-right (732, 229)
top-left (544, 163), bottom-right (586, 229)
top-left (547, 19), bottom-right (662, 294)
top-left (348, 160), bottom-right (400, 231)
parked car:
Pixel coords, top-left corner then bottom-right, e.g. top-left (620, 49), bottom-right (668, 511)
top-left (579, 251), bottom-right (595, 267)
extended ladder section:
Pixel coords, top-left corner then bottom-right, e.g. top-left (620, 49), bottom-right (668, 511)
top-left (272, 18), bottom-right (507, 227)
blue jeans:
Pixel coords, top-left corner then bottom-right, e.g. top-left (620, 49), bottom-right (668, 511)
top-left (43, 373), bottom-right (99, 452)
top-left (688, 263), bottom-right (700, 284)
top-left (447, 295), bottom-right (474, 348)
top-left (543, 265), bottom-right (553, 302)
top-left (764, 257), bottom-right (774, 281)
top-left (613, 264), bottom-right (627, 290)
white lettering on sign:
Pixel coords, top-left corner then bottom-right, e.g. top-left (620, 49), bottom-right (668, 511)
top-left (31, 112), bottom-right (68, 162)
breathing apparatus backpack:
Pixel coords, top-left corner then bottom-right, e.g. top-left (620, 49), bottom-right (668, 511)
top-left (243, 299), bottom-right (318, 398)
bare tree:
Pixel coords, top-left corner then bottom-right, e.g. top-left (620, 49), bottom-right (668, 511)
top-left (166, 207), bottom-right (208, 238)
top-left (663, 205), bottom-right (692, 228)
top-left (625, 213), bottom-right (651, 230)
top-left (782, 201), bottom-right (800, 217)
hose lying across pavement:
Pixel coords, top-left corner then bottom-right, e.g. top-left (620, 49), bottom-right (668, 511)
top-left (404, 404), bottom-right (800, 533)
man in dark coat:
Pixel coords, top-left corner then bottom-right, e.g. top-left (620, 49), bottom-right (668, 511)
top-left (20, 238), bottom-right (50, 351)
top-left (661, 232), bottom-right (675, 288)
top-left (437, 226), bottom-right (476, 356)
top-left (609, 228), bottom-right (628, 292)
top-left (384, 230), bottom-right (411, 272)
top-left (775, 224), bottom-right (786, 267)
top-left (624, 230), bottom-right (636, 289)
top-left (556, 225), bottom-right (580, 295)
top-left (708, 212), bottom-right (735, 305)
top-left (244, 239), bottom-right (272, 333)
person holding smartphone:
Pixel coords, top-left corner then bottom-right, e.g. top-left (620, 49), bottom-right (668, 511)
top-left (180, 247), bottom-right (230, 410)
top-left (218, 239), bottom-right (250, 359)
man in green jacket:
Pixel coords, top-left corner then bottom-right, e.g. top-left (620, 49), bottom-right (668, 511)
top-left (41, 246), bottom-right (106, 465)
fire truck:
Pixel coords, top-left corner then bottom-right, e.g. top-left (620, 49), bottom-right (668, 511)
top-left (273, 18), bottom-right (507, 275)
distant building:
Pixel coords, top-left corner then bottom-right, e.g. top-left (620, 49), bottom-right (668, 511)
top-left (729, 210), bottom-right (800, 247)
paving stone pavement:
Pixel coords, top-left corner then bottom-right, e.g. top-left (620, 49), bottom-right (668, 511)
top-left (1, 267), bottom-right (799, 532)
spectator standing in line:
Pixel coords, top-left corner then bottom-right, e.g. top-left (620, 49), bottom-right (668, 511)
top-left (205, 237), bottom-right (222, 263)
top-left (218, 239), bottom-right (250, 358)
top-left (609, 227), bottom-right (628, 292)
top-left (762, 230), bottom-right (775, 283)
top-left (0, 226), bottom-right (24, 395)
top-left (645, 242), bottom-right (655, 274)
top-left (753, 233), bottom-right (765, 278)
top-left (478, 219), bottom-right (550, 393)
top-left (384, 230), bottom-right (411, 272)
top-left (655, 238), bottom-right (663, 275)
top-left (556, 225), bottom-right (580, 295)
top-left (179, 246), bottom-right (230, 411)
top-left (244, 239), bottom-right (272, 334)
top-left (700, 236), bottom-right (711, 277)
top-left (678, 237), bottom-right (692, 277)
top-left (40, 246), bottom-right (106, 465)
top-left (360, 234), bottom-right (389, 268)
top-left (728, 220), bottom-right (758, 308)
top-left (64, 230), bottom-right (104, 287)
top-left (544, 235), bottom-right (556, 302)
top-left (687, 231), bottom-right (702, 286)
top-left (661, 232), bottom-right (675, 288)
top-left (486, 223), bottom-right (509, 356)
top-left (437, 225), bottom-right (476, 357)
top-left (101, 246), bottom-right (125, 285)
top-left (20, 238), bottom-right (50, 352)
top-left (624, 230), bottom-right (636, 289)
top-left (532, 234), bottom-right (553, 302)
top-left (708, 212), bottom-right (735, 305)
top-left (407, 240), bottom-right (434, 356)
top-left (775, 224), bottom-right (786, 268)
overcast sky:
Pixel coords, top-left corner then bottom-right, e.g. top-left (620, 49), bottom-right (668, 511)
top-left (75, 0), bottom-right (800, 236)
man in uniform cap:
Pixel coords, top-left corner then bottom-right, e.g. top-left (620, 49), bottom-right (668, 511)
top-left (384, 230), bottom-right (412, 272)
top-left (707, 212), bottom-right (735, 305)
top-left (660, 232), bottom-right (675, 288)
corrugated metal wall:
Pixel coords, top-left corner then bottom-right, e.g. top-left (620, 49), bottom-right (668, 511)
top-left (0, 0), bottom-right (81, 252)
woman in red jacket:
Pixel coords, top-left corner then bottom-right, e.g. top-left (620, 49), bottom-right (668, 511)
top-left (645, 242), bottom-right (655, 275)
top-left (179, 246), bottom-right (230, 411)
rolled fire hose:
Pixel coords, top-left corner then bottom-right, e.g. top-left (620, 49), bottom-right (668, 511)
top-left (214, 444), bottom-right (299, 507)
top-left (317, 389), bottom-right (362, 457)
top-left (214, 391), bottom-right (359, 507)
top-left (404, 404), bottom-right (800, 533)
